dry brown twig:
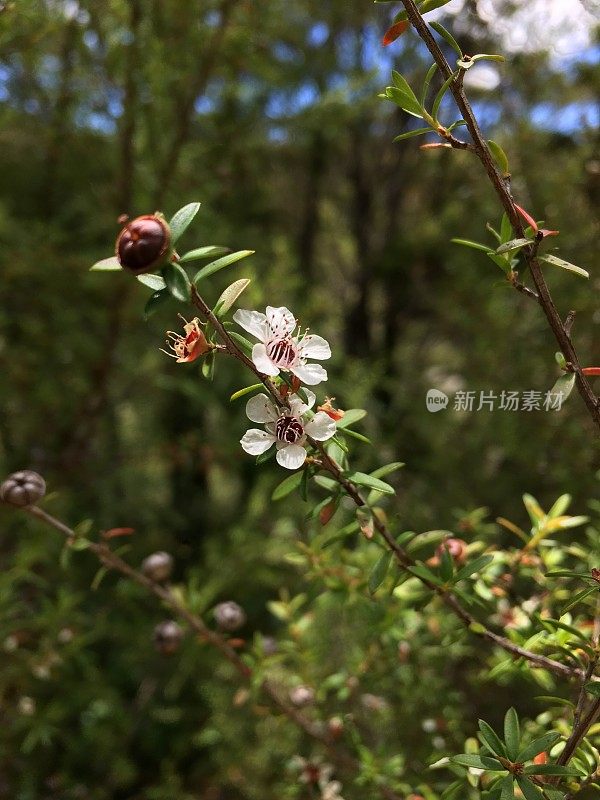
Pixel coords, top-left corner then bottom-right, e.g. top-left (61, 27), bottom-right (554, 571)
top-left (398, 0), bottom-right (599, 430)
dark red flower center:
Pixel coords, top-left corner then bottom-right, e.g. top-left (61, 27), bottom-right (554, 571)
top-left (267, 338), bottom-right (297, 367)
top-left (275, 415), bottom-right (304, 444)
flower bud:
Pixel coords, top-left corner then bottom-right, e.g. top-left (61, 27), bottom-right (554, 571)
top-left (116, 214), bottom-right (171, 274)
top-left (289, 685), bottom-right (315, 707)
top-left (0, 471), bottom-right (46, 506)
top-left (153, 620), bottom-right (183, 655)
top-left (327, 716), bottom-right (344, 739)
top-left (435, 537), bottom-right (468, 565)
top-left (213, 601), bottom-right (246, 632)
top-left (141, 551), bottom-right (173, 583)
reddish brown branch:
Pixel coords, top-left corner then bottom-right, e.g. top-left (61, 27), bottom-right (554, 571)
top-left (399, 0), bottom-right (599, 429)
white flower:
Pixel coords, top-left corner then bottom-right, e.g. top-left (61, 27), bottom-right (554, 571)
top-left (240, 391), bottom-right (336, 470)
top-left (233, 306), bottom-right (331, 386)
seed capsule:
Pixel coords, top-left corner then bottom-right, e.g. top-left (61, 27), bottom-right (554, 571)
top-left (141, 552), bottom-right (174, 583)
top-left (153, 620), bottom-right (183, 655)
top-left (115, 214), bottom-right (171, 274)
top-left (0, 471), bottom-right (46, 506)
top-left (213, 601), bottom-right (246, 632)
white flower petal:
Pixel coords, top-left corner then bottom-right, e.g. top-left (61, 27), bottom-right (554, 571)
top-left (276, 443), bottom-right (307, 470)
top-left (266, 306), bottom-right (296, 337)
top-left (233, 309), bottom-right (267, 341)
top-left (240, 428), bottom-right (276, 456)
top-left (289, 396), bottom-right (309, 418)
top-left (291, 362), bottom-right (328, 385)
top-left (304, 411), bottom-right (336, 441)
top-left (245, 393), bottom-right (278, 423)
top-left (252, 343), bottom-right (280, 376)
top-left (298, 334), bottom-right (331, 361)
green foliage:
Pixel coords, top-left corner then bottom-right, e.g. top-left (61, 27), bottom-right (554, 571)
top-left (0, 1), bottom-right (599, 799)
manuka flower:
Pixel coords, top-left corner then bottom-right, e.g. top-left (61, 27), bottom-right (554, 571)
top-left (161, 316), bottom-right (210, 363)
top-left (233, 306), bottom-right (331, 385)
top-left (240, 391), bottom-right (336, 469)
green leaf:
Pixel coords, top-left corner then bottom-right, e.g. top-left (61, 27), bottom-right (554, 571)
top-left (370, 462), bottom-right (405, 480)
top-left (561, 586), bottom-right (597, 614)
top-left (143, 288), bottom-right (171, 320)
top-left (548, 494), bottom-right (571, 518)
top-left (272, 471), bottom-right (304, 501)
top-left (162, 262), bottom-right (191, 302)
top-left (488, 140), bottom-right (510, 175)
top-left (179, 245), bottom-right (230, 263)
top-left (584, 682), bottom-right (600, 698)
top-left (201, 351), bottom-right (215, 380)
top-left (369, 551), bottom-right (392, 594)
top-left (420, 62), bottom-right (439, 106)
top-left (515, 776), bottom-right (542, 800)
top-left (432, 72), bottom-right (456, 121)
top-left (472, 53), bottom-right (505, 63)
top-left (385, 84), bottom-right (424, 118)
top-left (500, 775), bottom-right (515, 800)
top-left (504, 707), bottom-right (520, 760)
top-left (549, 372), bottom-right (576, 403)
top-left (393, 127), bottom-right (431, 142)
top-left (346, 471), bottom-right (395, 495)
top-left (335, 409), bottom-right (367, 429)
top-left (90, 256), bottom-right (122, 271)
top-left (453, 555), bottom-right (494, 583)
top-left (194, 250), bottom-right (255, 284)
top-left (496, 238), bottom-right (531, 255)
top-left (516, 731), bottom-right (560, 763)
top-left (539, 254), bottom-right (589, 279)
top-left (450, 754), bottom-right (504, 770)
top-left (546, 570), bottom-right (596, 581)
top-left (523, 493), bottom-right (545, 525)
top-left (230, 383), bottom-right (263, 402)
top-left (169, 202), bottom-right (201, 243)
top-left (393, 0), bottom-right (453, 22)
top-left (213, 278), bottom-right (251, 317)
top-left (523, 764), bottom-right (581, 776)
top-left (478, 719), bottom-right (507, 758)
top-left (451, 238), bottom-right (492, 253)
top-left (314, 476), bottom-right (339, 492)
top-left (256, 447), bottom-right (275, 465)
top-left (533, 695), bottom-right (575, 709)
top-left (137, 273), bottom-right (166, 290)
top-left (341, 428), bottom-right (371, 444)
top-left (228, 331), bottom-right (253, 355)
top-left (430, 21), bottom-right (462, 57)
top-left (555, 352), bottom-right (567, 369)
top-left (439, 545), bottom-right (454, 582)
top-left (407, 563), bottom-right (443, 586)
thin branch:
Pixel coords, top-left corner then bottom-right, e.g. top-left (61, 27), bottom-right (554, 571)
top-left (399, 0), bottom-right (600, 429)
top-left (189, 287), bottom-right (583, 683)
top-left (18, 503), bottom-right (405, 798)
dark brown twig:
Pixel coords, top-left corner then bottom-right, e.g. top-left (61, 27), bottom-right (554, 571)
top-left (399, 0), bottom-right (599, 429)
top-left (189, 287), bottom-right (583, 682)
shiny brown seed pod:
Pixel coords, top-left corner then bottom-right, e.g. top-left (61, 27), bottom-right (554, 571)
top-left (115, 214), bottom-right (171, 274)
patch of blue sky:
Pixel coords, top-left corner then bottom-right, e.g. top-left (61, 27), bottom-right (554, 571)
top-left (272, 41), bottom-right (303, 64)
top-left (268, 126), bottom-right (288, 143)
top-left (531, 101), bottom-right (599, 134)
top-left (74, 107), bottom-right (116, 134)
top-left (307, 22), bottom-right (329, 48)
top-left (265, 81), bottom-right (320, 119)
top-left (195, 95), bottom-right (217, 115)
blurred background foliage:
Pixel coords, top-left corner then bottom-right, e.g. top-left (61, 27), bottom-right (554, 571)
top-left (0, 0), bottom-right (598, 798)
